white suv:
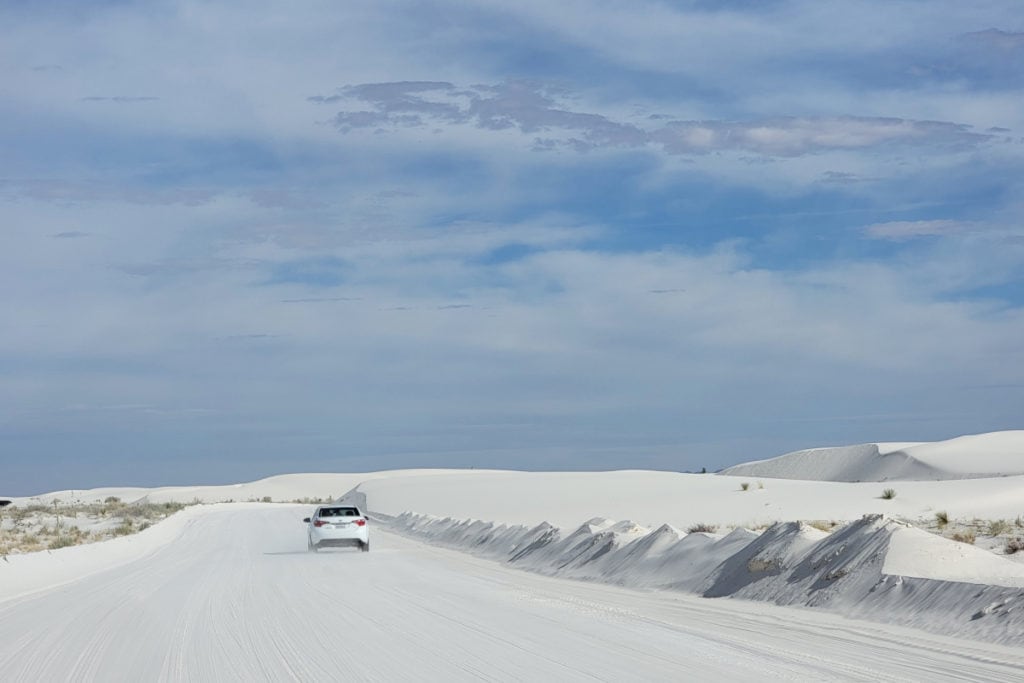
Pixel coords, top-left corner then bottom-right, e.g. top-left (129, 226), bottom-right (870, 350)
top-left (304, 505), bottom-right (370, 552)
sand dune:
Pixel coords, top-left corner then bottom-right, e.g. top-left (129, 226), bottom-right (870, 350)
top-left (720, 430), bottom-right (1024, 481)
top-left (4, 430), bottom-right (1024, 650)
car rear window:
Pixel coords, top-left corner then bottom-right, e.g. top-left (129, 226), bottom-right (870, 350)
top-left (318, 507), bottom-right (361, 518)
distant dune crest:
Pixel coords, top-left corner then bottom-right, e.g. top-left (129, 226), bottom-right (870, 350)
top-left (720, 431), bottom-right (1024, 482)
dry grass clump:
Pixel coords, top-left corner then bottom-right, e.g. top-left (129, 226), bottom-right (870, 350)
top-left (806, 520), bottom-right (838, 533)
top-left (687, 523), bottom-right (718, 534)
top-left (934, 511), bottom-right (949, 527)
top-left (987, 519), bottom-right (1010, 536)
top-left (1005, 537), bottom-right (1024, 555)
top-left (951, 529), bottom-right (977, 545)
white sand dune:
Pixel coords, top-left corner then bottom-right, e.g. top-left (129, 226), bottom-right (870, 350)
top-left (6, 506), bottom-right (1024, 681)
top-left (5, 470), bottom-right (454, 507)
top-left (720, 430), bottom-right (1024, 481)
top-left (4, 429), bottom-right (1024, 660)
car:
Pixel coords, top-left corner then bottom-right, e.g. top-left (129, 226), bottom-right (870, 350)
top-left (303, 505), bottom-right (370, 552)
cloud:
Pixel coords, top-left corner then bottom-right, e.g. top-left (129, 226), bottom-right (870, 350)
top-left (218, 334), bottom-right (280, 341)
top-left (279, 297), bottom-right (361, 304)
top-left (961, 29), bottom-right (1024, 50)
top-left (266, 256), bottom-right (348, 287)
top-left (863, 220), bottom-right (973, 241)
top-left (114, 257), bottom-right (262, 278)
top-left (313, 81), bottom-right (992, 157)
top-left (315, 80), bottom-right (647, 150)
top-left (819, 171), bottom-right (878, 185)
top-left (3, 0), bottom-right (1024, 493)
top-left (0, 179), bottom-right (214, 206)
top-left (652, 117), bottom-right (989, 156)
top-left (80, 96), bottom-right (160, 103)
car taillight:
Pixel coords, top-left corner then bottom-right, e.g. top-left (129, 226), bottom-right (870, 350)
top-left (354, 519), bottom-right (366, 526)
top-left (314, 520), bottom-right (328, 527)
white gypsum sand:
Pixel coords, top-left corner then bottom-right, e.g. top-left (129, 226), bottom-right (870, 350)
top-left (2, 429), bottom-right (1024, 674)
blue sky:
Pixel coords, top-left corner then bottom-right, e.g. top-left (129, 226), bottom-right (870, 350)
top-left (2, 1), bottom-right (1023, 495)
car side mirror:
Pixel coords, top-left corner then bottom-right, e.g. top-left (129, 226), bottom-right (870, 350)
top-left (302, 517), bottom-right (310, 523)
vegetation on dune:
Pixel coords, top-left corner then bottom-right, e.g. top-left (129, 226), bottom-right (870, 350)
top-left (0, 500), bottom-right (188, 557)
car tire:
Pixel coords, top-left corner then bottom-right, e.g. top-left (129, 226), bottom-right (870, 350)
top-left (361, 541), bottom-right (370, 552)
top-left (308, 537), bottom-right (317, 552)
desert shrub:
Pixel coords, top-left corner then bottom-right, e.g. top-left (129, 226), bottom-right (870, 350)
top-left (48, 535), bottom-right (76, 550)
top-left (952, 530), bottom-right (976, 544)
top-left (687, 523), bottom-right (718, 533)
top-left (935, 511), bottom-right (949, 527)
top-left (118, 502), bottom-right (185, 520)
top-left (740, 482), bottom-right (750, 492)
top-left (104, 496), bottom-right (121, 504)
top-left (1005, 537), bottom-right (1024, 555)
top-left (881, 488), bottom-right (896, 500)
top-left (261, 496), bottom-right (272, 503)
top-left (113, 520), bottom-right (135, 536)
top-left (987, 519), bottom-right (1010, 536)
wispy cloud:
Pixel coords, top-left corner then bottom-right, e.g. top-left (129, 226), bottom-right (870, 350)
top-left (0, 179), bottom-right (214, 206)
top-left (863, 220), bottom-right (974, 241)
top-left (654, 117), bottom-right (988, 156)
top-left (80, 96), bottom-right (160, 103)
top-left (279, 297), bottom-right (361, 304)
top-left (313, 81), bottom-right (992, 157)
top-left (961, 28), bottom-right (1024, 50)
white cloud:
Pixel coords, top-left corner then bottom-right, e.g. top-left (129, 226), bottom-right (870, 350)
top-left (864, 220), bottom-right (972, 241)
top-left (3, 0), bottom-right (1024, 490)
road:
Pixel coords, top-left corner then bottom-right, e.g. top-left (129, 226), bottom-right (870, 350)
top-left (1, 504), bottom-right (1023, 681)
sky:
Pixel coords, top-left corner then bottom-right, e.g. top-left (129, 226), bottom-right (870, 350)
top-left (2, 1), bottom-right (1023, 495)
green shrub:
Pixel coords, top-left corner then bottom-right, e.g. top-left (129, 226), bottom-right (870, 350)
top-left (740, 482), bottom-right (750, 492)
top-left (881, 488), bottom-right (896, 500)
top-left (935, 511), bottom-right (949, 527)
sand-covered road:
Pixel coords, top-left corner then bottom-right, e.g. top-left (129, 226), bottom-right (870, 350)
top-left (2, 504), bottom-right (1023, 681)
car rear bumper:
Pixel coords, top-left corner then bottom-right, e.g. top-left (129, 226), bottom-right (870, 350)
top-left (310, 528), bottom-right (369, 543)
top-left (313, 537), bottom-right (366, 549)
